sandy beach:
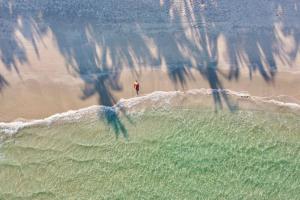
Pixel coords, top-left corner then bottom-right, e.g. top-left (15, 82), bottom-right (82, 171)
top-left (1, 0), bottom-right (300, 121)
top-left (1, 66), bottom-right (300, 122)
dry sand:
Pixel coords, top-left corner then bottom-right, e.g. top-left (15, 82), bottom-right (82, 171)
top-left (1, 0), bottom-right (300, 121)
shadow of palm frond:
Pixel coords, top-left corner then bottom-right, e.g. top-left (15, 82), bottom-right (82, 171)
top-left (100, 107), bottom-right (128, 139)
top-left (80, 71), bottom-right (130, 139)
top-left (0, 74), bottom-right (9, 93)
top-left (0, 0), bottom-right (299, 113)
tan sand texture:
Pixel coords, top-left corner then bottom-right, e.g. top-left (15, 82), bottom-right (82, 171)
top-left (1, 0), bottom-right (300, 121)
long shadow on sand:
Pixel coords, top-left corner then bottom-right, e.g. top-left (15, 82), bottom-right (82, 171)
top-left (1, 0), bottom-right (300, 128)
top-left (80, 69), bottom-right (130, 139)
top-left (0, 74), bottom-right (9, 93)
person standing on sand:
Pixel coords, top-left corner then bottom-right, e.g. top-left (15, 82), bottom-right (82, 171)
top-left (133, 80), bottom-right (140, 96)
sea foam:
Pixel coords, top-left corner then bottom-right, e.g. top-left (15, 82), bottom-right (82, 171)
top-left (0, 89), bottom-right (300, 139)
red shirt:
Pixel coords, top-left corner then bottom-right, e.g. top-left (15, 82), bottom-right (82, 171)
top-left (134, 82), bottom-right (139, 90)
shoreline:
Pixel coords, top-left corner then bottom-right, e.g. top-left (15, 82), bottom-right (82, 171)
top-left (1, 68), bottom-right (300, 122)
top-left (1, 88), bottom-right (300, 139)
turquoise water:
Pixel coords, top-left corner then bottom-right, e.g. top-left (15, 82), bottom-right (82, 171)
top-left (0, 108), bottom-right (299, 199)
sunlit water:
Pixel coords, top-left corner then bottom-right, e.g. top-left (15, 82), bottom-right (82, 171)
top-left (0, 105), bottom-right (299, 199)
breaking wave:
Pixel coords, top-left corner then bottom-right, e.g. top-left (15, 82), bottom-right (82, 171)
top-left (1, 88), bottom-right (300, 140)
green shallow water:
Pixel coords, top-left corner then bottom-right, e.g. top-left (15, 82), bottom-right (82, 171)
top-left (0, 109), bottom-right (300, 199)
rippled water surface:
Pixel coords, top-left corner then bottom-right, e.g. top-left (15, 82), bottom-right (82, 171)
top-left (0, 108), bottom-right (299, 199)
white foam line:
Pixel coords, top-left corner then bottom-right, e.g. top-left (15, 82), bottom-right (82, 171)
top-left (0, 88), bottom-right (299, 137)
top-left (0, 105), bottom-right (102, 135)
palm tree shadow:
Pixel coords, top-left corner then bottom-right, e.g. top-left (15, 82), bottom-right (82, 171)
top-left (1, 0), bottom-right (300, 117)
top-left (81, 71), bottom-right (131, 139)
top-left (0, 74), bottom-right (9, 93)
top-left (99, 107), bottom-right (128, 139)
top-left (198, 61), bottom-right (238, 113)
top-left (206, 64), bottom-right (238, 112)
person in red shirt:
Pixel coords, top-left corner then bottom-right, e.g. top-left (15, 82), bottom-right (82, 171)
top-left (133, 80), bottom-right (140, 95)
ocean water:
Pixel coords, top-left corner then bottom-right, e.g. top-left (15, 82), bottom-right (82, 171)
top-left (0, 90), bottom-right (300, 199)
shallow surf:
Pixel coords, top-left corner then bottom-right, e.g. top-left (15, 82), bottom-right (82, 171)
top-left (0, 106), bottom-right (299, 199)
top-left (1, 89), bottom-right (300, 141)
